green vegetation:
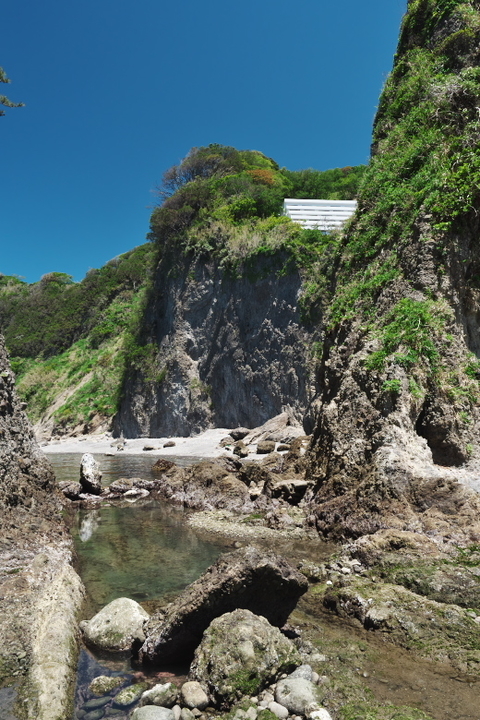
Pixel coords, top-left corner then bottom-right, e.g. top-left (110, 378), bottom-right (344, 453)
top-left (0, 244), bottom-right (157, 432)
top-left (0, 66), bottom-right (24, 116)
top-left (1, 147), bottom-right (364, 432)
top-left (150, 144), bottom-right (364, 268)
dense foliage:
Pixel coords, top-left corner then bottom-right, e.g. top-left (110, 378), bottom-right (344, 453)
top-left (149, 144), bottom-right (365, 260)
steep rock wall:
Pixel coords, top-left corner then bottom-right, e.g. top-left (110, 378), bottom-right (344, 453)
top-left (115, 254), bottom-right (318, 437)
top-left (0, 335), bottom-right (84, 719)
top-left (306, 0), bottom-right (480, 541)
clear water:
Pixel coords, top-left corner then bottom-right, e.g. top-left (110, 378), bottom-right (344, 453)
top-left (48, 454), bottom-right (229, 719)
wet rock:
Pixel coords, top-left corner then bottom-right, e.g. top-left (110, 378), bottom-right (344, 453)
top-left (274, 676), bottom-right (319, 715)
top-left (80, 597), bottom-right (149, 652)
top-left (84, 696), bottom-right (112, 709)
top-left (140, 682), bottom-right (178, 707)
top-left (89, 674), bottom-right (125, 695)
top-left (132, 707), bottom-right (175, 720)
top-left (84, 709), bottom-right (106, 720)
top-left (189, 609), bottom-right (300, 708)
top-left (140, 546), bottom-right (308, 665)
top-left (179, 681), bottom-right (209, 710)
top-left (80, 453), bottom-right (102, 494)
top-left (114, 682), bottom-right (149, 707)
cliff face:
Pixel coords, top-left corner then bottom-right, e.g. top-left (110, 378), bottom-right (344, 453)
top-left (0, 335), bottom-right (84, 718)
top-left (306, 0), bottom-right (480, 541)
top-left (115, 254), bottom-right (317, 437)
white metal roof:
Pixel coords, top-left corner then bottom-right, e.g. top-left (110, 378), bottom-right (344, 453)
top-left (283, 198), bottom-right (357, 231)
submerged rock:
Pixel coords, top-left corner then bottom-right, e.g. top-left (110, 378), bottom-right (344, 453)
top-left (80, 597), bottom-right (149, 652)
top-left (113, 682), bottom-right (149, 707)
top-left (139, 546), bottom-right (308, 665)
top-left (89, 674), bottom-right (125, 695)
top-left (189, 608), bottom-right (300, 708)
top-left (140, 682), bottom-right (178, 708)
top-left (132, 707), bottom-right (175, 720)
top-left (80, 452), bottom-right (103, 494)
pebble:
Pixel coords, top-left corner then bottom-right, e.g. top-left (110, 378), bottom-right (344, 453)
top-left (311, 673), bottom-right (319, 685)
top-left (268, 701), bottom-right (289, 719)
top-left (245, 707), bottom-right (258, 720)
top-left (173, 706), bottom-right (181, 720)
top-left (84, 697), bottom-right (111, 710)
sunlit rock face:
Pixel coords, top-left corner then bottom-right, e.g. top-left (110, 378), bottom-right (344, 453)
top-left (306, 0), bottom-right (480, 541)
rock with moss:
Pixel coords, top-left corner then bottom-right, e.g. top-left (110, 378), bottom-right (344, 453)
top-left (113, 682), bottom-right (149, 708)
top-left (140, 682), bottom-right (178, 708)
top-left (89, 674), bottom-right (125, 695)
top-left (189, 608), bottom-right (300, 708)
top-left (80, 597), bottom-right (149, 652)
top-left (140, 546), bottom-right (308, 665)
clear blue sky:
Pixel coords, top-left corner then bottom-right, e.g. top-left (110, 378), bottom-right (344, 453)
top-left (2, 0), bottom-right (407, 283)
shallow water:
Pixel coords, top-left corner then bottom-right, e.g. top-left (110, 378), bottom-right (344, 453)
top-left (49, 454), bottom-right (229, 719)
top-left (48, 454), bottom-right (480, 720)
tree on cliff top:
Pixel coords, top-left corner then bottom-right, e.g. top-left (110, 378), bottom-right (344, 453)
top-left (0, 67), bottom-right (24, 116)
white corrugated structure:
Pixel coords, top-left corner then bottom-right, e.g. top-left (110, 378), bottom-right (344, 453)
top-left (283, 198), bottom-right (357, 231)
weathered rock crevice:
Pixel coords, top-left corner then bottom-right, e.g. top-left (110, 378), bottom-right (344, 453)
top-left (114, 254), bottom-right (319, 438)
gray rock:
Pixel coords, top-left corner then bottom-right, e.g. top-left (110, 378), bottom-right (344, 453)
top-left (164, 441), bottom-right (176, 448)
top-left (179, 681), bottom-right (209, 710)
top-left (268, 701), bottom-right (289, 719)
top-left (189, 609), bottom-right (300, 707)
top-left (233, 441), bottom-right (249, 458)
top-left (80, 453), bottom-right (102, 494)
top-left (84, 696), bottom-right (112, 709)
top-left (308, 710), bottom-right (332, 720)
top-left (180, 708), bottom-right (195, 720)
top-left (89, 675), bottom-right (124, 695)
top-left (58, 480), bottom-right (82, 500)
top-left (256, 441), bottom-right (276, 455)
top-left (275, 677), bottom-right (319, 715)
top-left (84, 710), bottom-right (106, 720)
top-left (80, 597), bottom-right (149, 652)
top-left (113, 682), bottom-right (148, 707)
top-left (289, 664), bottom-right (313, 681)
top-left (140, 546), bottom-right (308, 665)
top-left (172, 705), bottom-right (182, 720)
top-left (140, 682), bottom-right (178, 708)
top-left (131, 708), bottom-right (175, 720)
top-left (231, 428), bottom-right (250, 441)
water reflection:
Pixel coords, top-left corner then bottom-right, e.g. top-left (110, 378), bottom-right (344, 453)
top-left (78, 510), bottom-right (100, 542)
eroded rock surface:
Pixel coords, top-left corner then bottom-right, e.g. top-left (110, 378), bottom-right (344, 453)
top-left (139, 546), bottom-right (308, 665)
top-left (189, 609), bottom-right (300, 708)
top-left (0, 334), bottom-right (85, 718)
top-left (80, 597), bottom-right (149, 652)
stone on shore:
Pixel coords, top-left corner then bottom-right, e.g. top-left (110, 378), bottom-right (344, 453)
top-left (189, 609), bottom-right (300, 708)
top-left (132, 707), bottom-right (175, 720)
top-left (140, 682), bottom-right (178, 707)
top-left (139, 546), bottom-right (308, 665)
top-left (179, 681), bottom-right (209, 710)
top-left (274, 675), bottom-right (319, 715)
top-left (80, 597), bottom-right (149, 652)
top-left (80, 452), bottom-right (102, 494)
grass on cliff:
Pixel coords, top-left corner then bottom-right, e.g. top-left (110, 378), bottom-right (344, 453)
top-left (1, 243), bottom-right (158, 432)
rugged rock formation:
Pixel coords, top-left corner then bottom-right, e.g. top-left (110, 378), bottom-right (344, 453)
top-left (306, 0), bottom-right (480, 542)
top-left (0, 335), bottom-right (84, 718)
top-left (139, 546), bottom-right (308, 665)
top-left (189, 608), bottom-right (300, 708)
top-left (114, 254), bottom-right (317, 437)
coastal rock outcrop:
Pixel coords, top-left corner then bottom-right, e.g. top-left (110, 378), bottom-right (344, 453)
top-left (139, 546), bottom-right (308, 665)
top-left (0, 334), bottom-right (85, 718)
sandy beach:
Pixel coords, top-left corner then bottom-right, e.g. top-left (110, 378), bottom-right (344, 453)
top-left (41, 428), bottom-right (239, 458)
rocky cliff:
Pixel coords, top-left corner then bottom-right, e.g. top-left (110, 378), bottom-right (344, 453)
top-left (306, 0), bottom-right (480, 541)
top-left (0, 335), bottom-right (84, 719)
top-left (114, 253), bottom-right (318, 437)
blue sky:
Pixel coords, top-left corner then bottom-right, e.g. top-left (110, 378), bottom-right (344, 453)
top-left (2, 0), bottom-right (407, 283)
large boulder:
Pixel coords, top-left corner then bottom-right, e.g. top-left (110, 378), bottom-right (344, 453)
top-left (80, 597), bottom-right (149, 652)
top-left (80, 453), bottom-right (102, 494)
top-left (139, 546), bottom-right (308, 665)
top-left (189, 609), bottom-right (300, 708)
